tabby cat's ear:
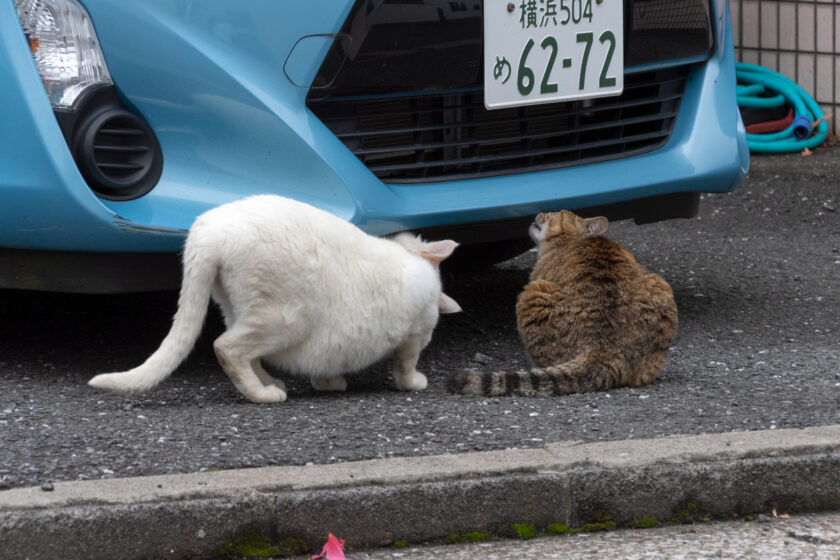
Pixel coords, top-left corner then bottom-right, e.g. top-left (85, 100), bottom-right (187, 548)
top-left (420, 239), bottom-right (459, 264)
top-left (583, 216), bottom-right (609, 236)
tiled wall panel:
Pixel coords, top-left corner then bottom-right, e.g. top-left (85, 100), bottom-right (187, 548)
top-left (731, 0), bottom-right (839, 133)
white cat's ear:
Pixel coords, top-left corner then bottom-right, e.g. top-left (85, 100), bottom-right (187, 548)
top-left (583, 216), bottom-right (608, 236)
top-left (439, 292), bottom-right (462, 314)
top-left (420, 239), bottom-right (459, 264)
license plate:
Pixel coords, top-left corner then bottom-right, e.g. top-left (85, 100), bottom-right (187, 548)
top-left (483, 0), bottom-right (624, 110)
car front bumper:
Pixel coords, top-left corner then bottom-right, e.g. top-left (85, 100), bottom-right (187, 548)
top-left (0, 0), bottom-right (747, 257)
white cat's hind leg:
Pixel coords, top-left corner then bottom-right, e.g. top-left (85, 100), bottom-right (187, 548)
top-left (252, 359), bottom-right (287, 392)
top-left (212, 283), bottom-right (236, 329)
top-left (311, 375), bottom-right (348, 392)
top-left (392, 336), bottom-right (430, 391)
top-left (213, 328), bottom-right (287, 403)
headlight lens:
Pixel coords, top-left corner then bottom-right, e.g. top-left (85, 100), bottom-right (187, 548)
top-left (13, 0), bottom-right (113, 109)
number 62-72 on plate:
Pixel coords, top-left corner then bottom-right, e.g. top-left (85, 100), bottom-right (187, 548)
top-left (483, 0), bottom-right (624, 110)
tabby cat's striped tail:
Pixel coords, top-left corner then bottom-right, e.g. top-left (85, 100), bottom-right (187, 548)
top-left (446, 355), bottom-right (615, 397)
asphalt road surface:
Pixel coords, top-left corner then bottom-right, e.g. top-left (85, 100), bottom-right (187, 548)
top-left (1, 149), bottom-right (838, 490)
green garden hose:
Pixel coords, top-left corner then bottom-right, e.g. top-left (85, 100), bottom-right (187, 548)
top-left (735, 62), bottom-right (828, 153)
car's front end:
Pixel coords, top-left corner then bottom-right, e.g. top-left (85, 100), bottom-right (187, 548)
top-left (0, 0), bottom-right (747, 292)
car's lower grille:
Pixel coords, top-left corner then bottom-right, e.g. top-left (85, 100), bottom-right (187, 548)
top-left (309, 66), bottom-right (690, 184)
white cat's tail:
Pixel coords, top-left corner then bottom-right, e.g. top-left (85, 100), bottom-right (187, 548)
top-left (89, 241), bottom-right (218, 394)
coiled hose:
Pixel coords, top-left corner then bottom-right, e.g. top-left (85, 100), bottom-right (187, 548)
top-left (736, 62), bottom-right (828, 153)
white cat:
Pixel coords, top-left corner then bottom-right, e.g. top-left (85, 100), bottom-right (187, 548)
top-left (89, 195), bottom-right (460, 403)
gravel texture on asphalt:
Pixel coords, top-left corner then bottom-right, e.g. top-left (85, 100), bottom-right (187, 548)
top-left (1, 149), bottom-right (838, 490)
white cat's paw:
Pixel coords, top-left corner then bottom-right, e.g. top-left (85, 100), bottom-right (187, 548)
top-left (311, 376), bottom-right (348, 392)
top-left (243, 384), bottom-right (287, 404)
top-left (394, 371), bottom-right (428, 391)
top-left (262, 376), bottom-right (287, 392)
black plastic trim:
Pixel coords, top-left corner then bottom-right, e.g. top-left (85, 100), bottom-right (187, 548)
top-left (307, 0), bottom-right (708, 183)
top-left (409, 191), bottom-right (701, 248)
top-left (309, 66), bottom-right (690, 183)
top-left (0, 248), bottom-right (181, 294)
top-left (307, 0), bottom-right (712, 100)
top-left (54, 86), bottom-right (163, 201)
top-left (0, 191), bottom-right (699, 292)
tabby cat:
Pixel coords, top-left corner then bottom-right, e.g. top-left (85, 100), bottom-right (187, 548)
top-left (447, 210), bottom-right (677, 397)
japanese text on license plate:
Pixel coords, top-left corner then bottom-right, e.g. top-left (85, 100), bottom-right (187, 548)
top-left (484, 0), bottom-right (624, 110)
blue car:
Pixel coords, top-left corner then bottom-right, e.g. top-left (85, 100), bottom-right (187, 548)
top-left (1, 0), bottom-right (747, 292)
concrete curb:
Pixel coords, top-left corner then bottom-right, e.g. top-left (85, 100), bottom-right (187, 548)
top-left (2, 425), bottom-right (839, 559)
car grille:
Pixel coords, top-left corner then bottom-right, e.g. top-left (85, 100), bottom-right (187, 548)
top-left (309, 66), bottom-right (689, 184)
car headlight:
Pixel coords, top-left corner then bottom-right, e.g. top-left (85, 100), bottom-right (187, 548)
top-left (13, 0), bottom-right (113, 109)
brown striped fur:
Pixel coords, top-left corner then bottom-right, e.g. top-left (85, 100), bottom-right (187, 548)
top-left (447, 210), bottom-right (677, 397)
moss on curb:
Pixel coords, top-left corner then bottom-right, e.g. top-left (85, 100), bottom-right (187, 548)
top-left (580, 511), bottom-right (617, 532)
top-left (438, 508), bottom-right (702, 550)
top-left (670, 502), bottom-right (713, 525)
top-left (275, 536), bottom-right (309, 557)
top-left (630, 516), bottom-right (661, 529)
top-left (545, 523), bottom-right (577, 535)
top-left (444, 531), bottom-right (495, 544)
top-left (511, 523), bottom-right (537, 539)
top-left (217, 530), bottom-right (281, 558)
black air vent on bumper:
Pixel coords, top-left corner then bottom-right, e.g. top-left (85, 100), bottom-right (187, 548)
top-left (73, 109), bottom-right (163, 200)
top-left (54, 86), bottom-right (163, 201)
top-left (91, 116), bottom-right (152, 180)
top-left (309, 66), bottom-right (689, 183)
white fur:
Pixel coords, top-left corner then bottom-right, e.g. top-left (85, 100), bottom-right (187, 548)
top-left (89, 195), bottom-right (459, 403)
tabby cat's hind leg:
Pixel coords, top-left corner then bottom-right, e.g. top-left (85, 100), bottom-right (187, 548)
top-left (643, 273), bottom-right (678, 339)
top-left (630, 351), bottom-right (668, 387)
top-left (634, 273), bottom-right (677, 386)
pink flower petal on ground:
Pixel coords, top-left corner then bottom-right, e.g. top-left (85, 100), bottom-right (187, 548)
top-left (311, 534), bottom-right (346, 560)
